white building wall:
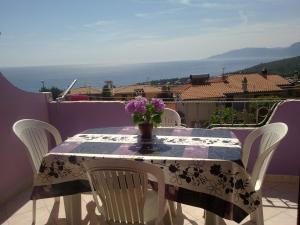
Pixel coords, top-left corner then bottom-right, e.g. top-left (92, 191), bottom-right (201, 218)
top-left (176, 101), bottom-right (217, 127)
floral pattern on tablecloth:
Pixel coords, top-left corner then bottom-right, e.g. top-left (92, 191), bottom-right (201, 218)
top-left (66, 133), bottom-right (240, 148)
top-left (34, 153), bottom-right (260, 215)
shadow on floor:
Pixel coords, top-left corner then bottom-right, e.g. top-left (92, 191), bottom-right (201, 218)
top-left (0, 190), bottom-right (32, 224)
top-left (173, 211), bottom-right (199, 225)
top-left (48, 200), bottom-right (199, 225)
top-left (48, 200), bottom-right (106, 225)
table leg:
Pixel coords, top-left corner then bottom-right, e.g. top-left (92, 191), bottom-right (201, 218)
top-left (205, 211), bottom-right (219, 225)
top-left (63, 194), bottom-right (81, 225)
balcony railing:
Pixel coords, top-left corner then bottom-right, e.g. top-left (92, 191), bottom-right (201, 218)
top-left (168, 99), bottom-right (282, 128)
top-left (63, 94), bottom-right (283, 128)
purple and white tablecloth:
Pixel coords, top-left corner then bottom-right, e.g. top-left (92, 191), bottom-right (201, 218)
top-left (32, 126), bottom-right (260, 223)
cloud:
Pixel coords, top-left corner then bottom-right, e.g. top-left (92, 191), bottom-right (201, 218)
top-left (201, 18), bottom-right (223, 23)
top-left (137, 35), bottom-right (162, 39)
top-left (176, 0), bottom-right (191, 5)
top-left (95, 19), bottom-right (300, 65)
top-left (200, 2), bottom-right (222, 8)
top-left (83, 20), bottom-right (112, 28)
top-left (135, 7), bottom-right (184, 18)
top-left (239, 10), bottom-right (248, 25)
top-left (60, 37), bottom-right (73, 42)
top-left (135, 13), bottom-right (148, 18)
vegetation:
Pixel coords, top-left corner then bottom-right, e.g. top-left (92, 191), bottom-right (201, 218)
top-left (208, 96), bottom-right (281, 127)
top-left (138, 77), bottom-right (189, 86)
top-left (236, 56), bottom-right (300, 77)
top-left (210, 108), bottom-right (238, 125)
top-left (138, 56), bottom-right (300, 87)
top-left (101, 83), bottom-right (116, 99)
top-left (157, 85), bottom-right (174, 100)
top-left (39, 86), bottom-right (63, 100)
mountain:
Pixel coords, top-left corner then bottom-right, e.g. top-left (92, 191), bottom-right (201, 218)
top-left (142, 56), bottom-right (300, 85)
top-left (208, 42), bottom-right (300, 60)
top-left (236, 56), bottom-right (300, 76)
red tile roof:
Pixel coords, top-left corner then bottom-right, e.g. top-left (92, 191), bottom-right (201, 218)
top-left (266, 75), bottom-right (291, 86)
top-left (114, 85), bottom-right (161, 94)
top-left (179, 73), bottom-right (290, 100)
top-left (70, 87), bottom-right (102, 95)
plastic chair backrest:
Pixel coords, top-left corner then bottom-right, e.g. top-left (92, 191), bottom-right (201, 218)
top-left (84, 159), bottom-right (166, 225)
top-left (160, 108), bottom-right (181, 127)
top-left (242, 122), bottom-right (288, 191)
top-left (13, 119), bottom-right (62, 174)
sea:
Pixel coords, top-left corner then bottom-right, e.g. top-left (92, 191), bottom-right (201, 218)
top-left (0, 57), bottom-right (280, 92)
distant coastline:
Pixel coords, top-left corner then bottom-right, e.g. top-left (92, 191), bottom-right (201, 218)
top-left (0, 57), bottom-right (283, 92)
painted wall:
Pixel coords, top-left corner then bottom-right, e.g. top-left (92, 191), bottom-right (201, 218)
top-left (177, 101), bottom-right (217, 127)
top-left (48, 101), bottom-right (132, 140)
top-left (0, 73), bottom-right (49, 204)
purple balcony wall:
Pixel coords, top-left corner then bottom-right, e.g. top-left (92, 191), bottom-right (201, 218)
top-left (266, 100), bottom-right (300, 175)
top-left (48, 101), bottom-right (133, 140)
top-left (0, 73), bottom-right (49, 204)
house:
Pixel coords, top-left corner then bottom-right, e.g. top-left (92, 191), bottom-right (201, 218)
top-left (175, 72), bottom-right (291, 127)
top-left (68, 86), bottom-right (102, 100)
top-left (113, 84), bottom-right (162, 100)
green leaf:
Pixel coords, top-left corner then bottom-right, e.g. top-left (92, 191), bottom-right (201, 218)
top-left (133, 113), bottom-right (144, 124)
top-left (151, 114), bottom-right (161, 124)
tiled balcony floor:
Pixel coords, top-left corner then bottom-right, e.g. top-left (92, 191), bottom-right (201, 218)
top-left (0, 179), bottom-right (298, 225)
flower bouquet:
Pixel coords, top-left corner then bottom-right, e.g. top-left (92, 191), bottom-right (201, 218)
top-left (125, 96), bottom-right (165, 140)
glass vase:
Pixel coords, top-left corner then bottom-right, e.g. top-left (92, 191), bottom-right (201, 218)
top-left (138, 123), bottom-right (153, 141)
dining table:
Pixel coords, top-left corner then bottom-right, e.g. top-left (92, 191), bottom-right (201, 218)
top-left (31, 126), bottom-right (261, 225)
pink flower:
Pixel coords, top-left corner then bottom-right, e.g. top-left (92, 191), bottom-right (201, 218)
top-left (134, 99), bottom-right (147, 113)
top-left (125, 100), bottom-right (136, 113)
top-left (125, 96), bottom-right (165, 125)
top-left (151, 98), bottom-right (165, 112)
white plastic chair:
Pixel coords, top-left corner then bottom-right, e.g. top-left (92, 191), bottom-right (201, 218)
top-left (241, 122), bottom-right (288, 225)
top-left (83, 159), bottom-right (173, 225)
top-left (205, 122), bottom-right (288, 225)
top-left (13, 119), bottom-right (62, 225)
top-left (160, 108), bottom-right (183, 217)
top-left (160, 108), bottom-right (182, 127)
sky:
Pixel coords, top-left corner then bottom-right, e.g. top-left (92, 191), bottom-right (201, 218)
top-left (0, 0), bottom-right (300, 67)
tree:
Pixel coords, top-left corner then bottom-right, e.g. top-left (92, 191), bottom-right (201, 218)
top-left (157, 85), bottom-right (174, 101)
top-left (39, 86), bottom-right (63, 100)
top-left (210, 108), bottom-right (238, 125)
top-left (101, 84), bottom-right (116, 99)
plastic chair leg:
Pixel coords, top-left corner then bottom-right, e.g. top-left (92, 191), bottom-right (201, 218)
top-left (168, 201), bottom-right (182, 218)
top-left (168, 200), bottom-right (176, 217)
top-left (176, 203), bottom-right (182, 215)
top-left (162, 203), bottom-right (173, 225)
top-left (32, 200), bottom-right (36, 225)
top-left (250, 205), bottom-right (264, 225)
top-left (205, 211), bottom-right (219, 225)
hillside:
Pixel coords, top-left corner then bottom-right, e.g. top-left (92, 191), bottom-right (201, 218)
top-left (237, 56), bottom-right (300, 76)
top-left (208, 42), bottom-right (300, 60)
top-left (139, 56), bottom-right (300, 86)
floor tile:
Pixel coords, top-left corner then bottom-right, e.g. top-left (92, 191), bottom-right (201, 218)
top-left (284, 208), bottom-right (298, 219)
top-left (82, 193), bottom-right (94, 204)
top-left (264, 211), bottom-right (297, 225)
top-left (181, 204), bottom-right (204, 220)
top-left (6, 199), bottom-right (45, 218)
top-left (2, 179), bottom-right (298, 225)
top-left (8, 207), bottom-right (54, 225)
